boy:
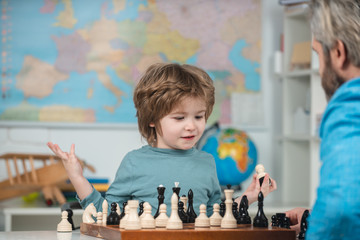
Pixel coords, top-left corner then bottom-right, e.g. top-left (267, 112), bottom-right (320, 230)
top-left (48, 63), bottom-right (276, 216)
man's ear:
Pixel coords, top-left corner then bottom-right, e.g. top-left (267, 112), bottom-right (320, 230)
top-left (330, 40), bottom-right (347, 71)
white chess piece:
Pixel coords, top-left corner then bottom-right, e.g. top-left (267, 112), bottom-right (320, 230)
top-left (180, 195), bottom-right (188, 212)
top-left (116, 203), bottom-right (121, 216)
top-left (195, 204), bottom-right (210, 228)
top-left (221, 189), bottom-right (237, 229)
top-left (140, 202), bottom-right (150, 220)
top-left (141, 202), bottom-right (155, 229)
top-left (166, 192), bottom-right (183, 229)
top-left (209, 203), bottom-right (222, 226)
top-left (102, 200), bottom-right (108, 226)
top-left (96, 212), bottom-right (103, 225)
top-left (256, 164), bottom-right (266, 179)
top-left (57, 211), bottom-right (72, 232)
top-left (119, 205), bottom-right (129, 229)
top-left (155, 203), bottom-right (168, 228)
top-left (125, 200), bottom-right (141, 230)
top-left (83, 203), bottom-right (97, 224)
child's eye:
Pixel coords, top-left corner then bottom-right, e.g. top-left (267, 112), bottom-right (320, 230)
top-left (174, 117), bottom-right (184, 120)
top-left (195, 115), bottom-right (204, 120)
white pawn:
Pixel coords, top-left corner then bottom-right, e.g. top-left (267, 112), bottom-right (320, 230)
top-left (102, 200), bottom-right (108, 226)
top-left (140, 202), bottom-right (150, 220)
top-left (195, 204), bottom-right (210, 228)
top-left (57, 211), bottom-right (72, 232)
top-left (209, 203), bottom-right (222, 227)
top-left (119, 205), bottom-right (129, 229)
top-left (96, 212), bottom-right (103, 225)
top-left (221, 188), bottom-right (237, 229)
top-left (166, 192), bottom-right (183, 229)
top-left (125, 200), bottom-right (141, 230)
top-left (155, 203), bottom-right (168, 228)
top-left (141, 203), bottom-right (155, 229)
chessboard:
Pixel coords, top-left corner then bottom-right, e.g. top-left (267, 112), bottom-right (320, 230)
top-left (80, 222), bottom-right (296, 240)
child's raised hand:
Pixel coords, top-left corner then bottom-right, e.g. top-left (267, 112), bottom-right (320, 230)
top-left (238, 173), bottom-right (277, 205)
top-left (47, 142), bottom-right (84, 180)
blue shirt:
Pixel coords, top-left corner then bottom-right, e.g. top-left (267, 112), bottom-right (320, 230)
top-left (79, 145), bottom-right (221, 216)
top-left (307, 78), bottom-right (360, 239)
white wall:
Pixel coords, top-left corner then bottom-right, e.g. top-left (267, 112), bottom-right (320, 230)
top-left (0, 0), bottom-right (283, 203)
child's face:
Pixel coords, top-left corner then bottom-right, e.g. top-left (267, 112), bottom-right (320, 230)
top-left (153, 97), bottom-right (207, 150)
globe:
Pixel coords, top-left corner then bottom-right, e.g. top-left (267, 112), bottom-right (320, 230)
top-left (200, 126), bottom-right (257, 186)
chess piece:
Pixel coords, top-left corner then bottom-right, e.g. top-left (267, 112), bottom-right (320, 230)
top-left (83, 203), bottom-right (97, 224)
top-left (219, 200), bottom-right (226, 217)
top-left (65, 209), bottom-right (75, 230)
top-left (119, 205), bottom-right (129, 229)
top-left (271, 213), bottom-right (286, 228)
top-left (96, 212), bottom-right (103, 225)
top-left (119, 202), bottom-right (127, 220)
top-left (138, 201), bottom-right (145, 216)
top-left (166, 192), bottom-right (183, 229)
top-left (140, 202), bottom-right (150, 220)
top-left (154, 184), bottom-right (166, 219)
top-left (255, 164), bottom-right (271, 186)
top-left (125, 200), bottom-right (141, 230)
top-left (238, 195), bottom-right (251, 224)
top-left (141, 202), bottom-right (155, 229)
top-left (186, 189), bottom-right (197, 223)
top-left (298, 209), bottom-right (310, 239)
top-left (116, 203), bottom-right (121, 216)
top-left (155, 203), bottom-right (168, 228)
top-left (178, 201), bottom-right (189, 223)
top-left (209, 203), bottom-right (222, 226)
top-left (57, 211), bottom-right (72, 232)
top-left (220, 186), bottom-right (237, 229)
top-left (102, 199), bottom-right (108, 225)
top-left (107, 202), bottom-right (120, 225)
top-left (172, 182), bottom-right (180, 199)
top-left (253, 191), bottom-right (268, 228)
top-left (180, 194), bottom-right (188, 212)
top-left (195, 204), bottom-right (210, 228)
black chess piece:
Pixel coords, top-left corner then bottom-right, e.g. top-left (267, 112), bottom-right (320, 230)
top-left (138, 201), bottom-right (144, 216)
top-left (298, 209), bottom-right (310, 239)
top-left (253, 191), bottom-right (268, 228)
top-left (283, 216), bottom-right (291, 229)
top-left (238, 195), bottom-right (251, 224)
top-left (119, 202), bottom-right (127, 220)
top-left (219, 200), bottom-right (226, 217)
top-left (186, 189), bottom-right (197, 223)
top-left (178, 201), bottom-right (189, 223)
top-left (65, 209), bottom-right (75, 230)
top-left (271, 214), bottom-right (277, 226)
top-left (154, 185), bottom-right (166, 219)
top-left (107, 202), bottom-right (120, 225)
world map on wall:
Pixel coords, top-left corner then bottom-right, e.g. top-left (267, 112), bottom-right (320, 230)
top-left (0, 0), bottom-right (261, 124)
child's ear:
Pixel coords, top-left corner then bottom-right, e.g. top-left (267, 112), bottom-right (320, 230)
top-left (149, 123), bottom-right (155, 127)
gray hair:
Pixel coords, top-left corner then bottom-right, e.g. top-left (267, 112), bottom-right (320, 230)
top-left (309, 0), bottom-right (360, 66)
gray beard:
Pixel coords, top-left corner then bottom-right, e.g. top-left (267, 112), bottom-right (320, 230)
top-left (321, 56), bottom-right (346, 102)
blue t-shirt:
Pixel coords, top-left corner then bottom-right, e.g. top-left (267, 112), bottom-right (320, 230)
top-left (307, 78), bottom-right (360, 239)
top-left (79, 145), bottom-right (221, 216)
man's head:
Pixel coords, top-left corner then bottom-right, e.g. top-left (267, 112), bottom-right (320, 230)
top-left (309, 0), bottom-right (360, 100)
top-left (133, 63), bottom-right (215, 146)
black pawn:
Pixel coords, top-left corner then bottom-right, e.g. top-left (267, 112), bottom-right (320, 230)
top-left (219, 200), bottom-right (226, 217)
top-left (107, 202), bottom-right (120, 225)
top-left (271, 215), bottom-right (277, 226)
top-left (178, 201), bottom-right (189, 223)
top-left (186, 189), bottom-right (197, 223)
top-left (238, 195), bottom-right (251, 224)
top-left (138, 201), bottom-right (144, 216)
top-left (119, 202), bottom-right (127, 220)
top-left (65, 209), bottom-right (75, 230)
top-left (298, 209), bottom-right (310, 239)
top-left (253, 191), bottom-right (268, 228)
top-left (154, 185), bottom-right (166, 219)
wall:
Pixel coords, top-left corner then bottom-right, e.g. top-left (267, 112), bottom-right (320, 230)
top-left (0, 1), bottom-right (284, 203)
